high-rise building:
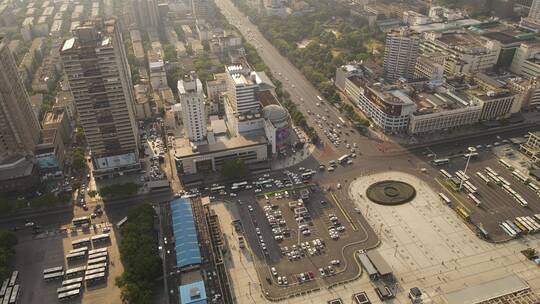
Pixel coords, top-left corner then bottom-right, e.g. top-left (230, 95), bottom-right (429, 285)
top-left (133, 0), bottom-right (159, 29)
top-left (191, 0), bottom-right (209, 23)
top-left (178, 73), bottom-right (207, 143)
top-left (383, 28), bottom-right (421, 83)
top-left (60, 19), bottom-right (140, 177)
top-left (0, 36), bottom-right (41, 160)
top-left (529, 0), bottom-right (540, 21)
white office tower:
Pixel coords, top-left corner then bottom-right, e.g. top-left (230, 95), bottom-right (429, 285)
top-left (179, 73), bottom-right (207, 143)
top-left (225, 65), bottom-right (260, 114)
top-left (60, 19), bottom-right (140, 178)
top-left (383, 28), bottom-right (421, 83)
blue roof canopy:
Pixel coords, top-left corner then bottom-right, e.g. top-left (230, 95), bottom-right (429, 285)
top-left (171, 198), bottom-right (202, 268)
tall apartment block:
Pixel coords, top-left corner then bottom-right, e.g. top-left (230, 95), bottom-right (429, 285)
top-left (383, 28), bottom-right (420, 83)
top-left (60, 19), bottom-right (140, 178)
top-left (0, 36), bottom-right (41, 160)
top-left (178, 73), bottom-right (207, 143)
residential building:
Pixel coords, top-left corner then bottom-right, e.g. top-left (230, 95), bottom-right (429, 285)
top-left (421, 31), bottom-right (501, 76)
top-left (133, 0), bottom-right (159, 29)
top-left (179, 73), bottom-right (207, 143)
top-left (383, 28), bottom-right (421, 83)
top-left (510, 40), bottom-right (540, 79)
top-left (0, 37), bottom-right (41, 160)
top-left (134, 84), bottom-right (153, 120)
top-left (414, 53), bottom-right (445, 81)
top-left (206, 73), bottom-right (227, 114)
top-left (529, 0), bottom-right (540, 21)
top-left (60, 19), bottom-right (140, 178)
top-left (148, 50), bottom-right (167, 90)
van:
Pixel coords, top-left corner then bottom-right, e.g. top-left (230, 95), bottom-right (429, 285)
top-left (328, 167), bottom-right (335, 172)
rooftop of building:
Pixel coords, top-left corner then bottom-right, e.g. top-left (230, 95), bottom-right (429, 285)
top-left (175, 133), bottom-right (267, 159)
top-left (178, 73), bottom-right (203, 94)
top-left (0, 156), bottom-right (35, 181)
top-left (42, 109), bottom-right (64, 126)
top-left (410, 19), bottom-right (481, 33)
top-left (60, 19), bottom-right (117, 53)
top-left (437, 31), bottom-right (490, 48)
top-left (412, 88), bottom-right (478, 115)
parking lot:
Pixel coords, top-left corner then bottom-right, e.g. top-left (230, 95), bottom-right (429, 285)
top-left (14, 217), bottom-right (122, 304)
top-left (233, 182), bottom-right (376, 298)
top-left (431, 144), bottom-right (540, 242)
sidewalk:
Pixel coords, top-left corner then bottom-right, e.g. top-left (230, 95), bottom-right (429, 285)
top-left (272, 143), bottom-right (315, 170)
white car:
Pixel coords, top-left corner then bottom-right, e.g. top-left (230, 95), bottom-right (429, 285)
top-left (248, 205), bottom-right (254, 212)
top-left (271, 267), bottom-right (278, 276)
top-left (330, 259), bottom-right (340, 265)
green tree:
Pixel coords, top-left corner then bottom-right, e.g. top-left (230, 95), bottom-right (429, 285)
top-left (72, 147), bottom-right (86, 171)
top-left (221, 158), bottom-right (247, 179)
top-left (163, 44), bottom-right (177, 62)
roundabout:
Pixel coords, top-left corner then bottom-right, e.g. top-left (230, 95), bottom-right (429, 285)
top-left (366, 180), bottom-right (416, 205)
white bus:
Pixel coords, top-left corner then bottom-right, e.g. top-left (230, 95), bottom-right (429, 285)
top-left (338, 117), bottom-right (347, 126)
top-left (8, 272), bottom-right (18, 287)
top-left (498, 177), bottom-right (511, 187)
top-left (85, 272), bottom-right (106, 285)
top-left (43, 266), bottom-right (64, 276)
top-left (71, 238), bottom-right (90, 249)
top-left (88, 251), bottom-right (108, 261)
top-left (61, 277), bottom-right (83, 287)
top-left (232, 181), bottom-right (248, 188)
top-left (65, 266), bottom-right (86, 279)
top-left (210, 185), bottom-right (225, 193)
top-left (499, 159), bottom-right (513, 170)
top-left (463, 152), bottom-right (479, 159)
top-left (117, 216), bottom-right (128, 228)
top-left (506, 220), bottom-right (522, 235)
top-left (511, 171), bottom-right (529, 183)
top-left (438, 192), bottom-right (451, 204)
top-left (439, 169), bottom-right (452, 179)
top-left (86, 263), bottom-right (108, 272)
top-left (88, 248), bottom-right (108, 256)
top-left (66, 251), bottom-right (86, 262)
top-left (338, 154), bottom-right (350, 164)
top-left (58, 289), bottom-right (81, 301)
top-left (528, 182), bottom-right (540, 193)
top-left (465, 181), bottom-right (477, 193)
top-left (91, 233), bottom-right (110, 245)
top-left (485, 167), bottom-right (498, 176)
top-left (57, 283), bottom-right (81, 294)
top-left (433, 158), bottom-right (449, 166)
top-left (43, 271), bottom-right (64, 281)
top-left (72, 216), bottom-right (91, 227)
top-left (87, 257), bottom-right (108, 266)
top-left (8, 284), bottom-right (19, 304)
top-left (500, 222), bottom-right (517, 238)
top-left (85, 267), bottom-right (106, 277)
top-left (476, 172), bottom-right (490, 184)
top-left (486, 172), bottom-right (500, 184)
top-left (468, 193), bottom-right (481, 206)
top-left (463, 183), bottom-right (477, 194)
top-left (69, 247), bottom-right (88, 255)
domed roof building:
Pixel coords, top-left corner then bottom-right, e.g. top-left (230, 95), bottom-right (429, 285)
top-left (262, 104), bottom-right (289, 129)
top-left (262, 104), bottom-right (291, 155)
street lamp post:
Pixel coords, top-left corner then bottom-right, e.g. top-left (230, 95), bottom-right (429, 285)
top-left (459, 147), bottom-right (476, 191)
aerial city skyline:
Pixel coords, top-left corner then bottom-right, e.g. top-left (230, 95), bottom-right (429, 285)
top-left (0, 0), bottom-right (539, 303)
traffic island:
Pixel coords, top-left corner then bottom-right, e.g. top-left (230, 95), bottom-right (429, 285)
top-left (366, 180), bottom-right (416, 205)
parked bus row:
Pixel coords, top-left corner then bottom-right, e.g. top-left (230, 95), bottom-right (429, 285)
top-left (500, 216), bottom-right (540, 238)
top-left (499, 159), bottom-right (513, 170)
top-left (0, 271), bottom-right (20, 304)
top-left (455, 170), bottom-right (470, 182)
top-left (463, 181), bottom-right (478, 194)
top-left (475, 172), bottom-right (490, 184)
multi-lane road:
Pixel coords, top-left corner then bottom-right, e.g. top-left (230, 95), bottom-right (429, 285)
top-left (216, 0), bottom-right (385, 158)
